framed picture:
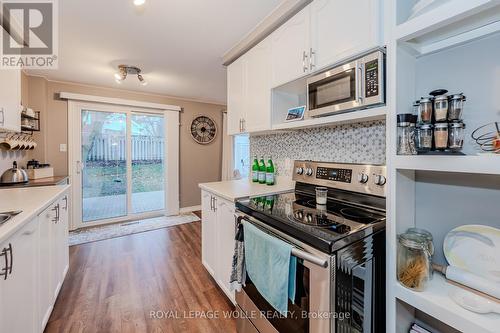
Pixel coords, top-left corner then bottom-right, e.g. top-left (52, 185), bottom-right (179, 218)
top-left (285, 106), bottom-right (306, 122)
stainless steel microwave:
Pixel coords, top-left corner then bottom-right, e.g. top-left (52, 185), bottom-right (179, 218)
top-left (307, 49), bottom-right (385, 117)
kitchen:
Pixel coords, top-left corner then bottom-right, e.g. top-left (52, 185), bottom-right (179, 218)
top-left (0, 1), bottom-right (499, 333)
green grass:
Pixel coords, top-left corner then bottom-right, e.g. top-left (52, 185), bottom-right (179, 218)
top-left (82, 162), bottom-right (164, 198)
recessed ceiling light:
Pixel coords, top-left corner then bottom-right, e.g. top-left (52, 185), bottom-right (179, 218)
top-left (133, 0), bottom-right (146, 6)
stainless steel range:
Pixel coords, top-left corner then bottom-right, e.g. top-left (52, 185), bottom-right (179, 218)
top-left (235, 161), bottom-right (387, 333)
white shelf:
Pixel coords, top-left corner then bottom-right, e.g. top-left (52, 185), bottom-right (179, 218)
top-left (394, 274), bottom-right (499, 333)
top-left (271, 106), bottom-right (386, 131)
top-left (394, 154), bottom-right (500, 175)
top-left (396, 0), bottom-right (500, 56)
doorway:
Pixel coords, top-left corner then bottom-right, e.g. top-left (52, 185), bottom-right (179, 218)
top-left (68, 101), bottom-right (179, 230)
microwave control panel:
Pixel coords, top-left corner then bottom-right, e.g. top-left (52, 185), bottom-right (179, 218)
top-left (365, 59), bottom-right (379, 98)
top-left (316, 167), bottom-right (352, 183)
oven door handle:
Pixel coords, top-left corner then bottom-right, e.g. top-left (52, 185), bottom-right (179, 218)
top-left (237, 215), bottom-right (328, 268)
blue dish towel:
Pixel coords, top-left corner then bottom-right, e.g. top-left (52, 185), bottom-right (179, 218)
top-left (243, 222), bottom-right (297, 315)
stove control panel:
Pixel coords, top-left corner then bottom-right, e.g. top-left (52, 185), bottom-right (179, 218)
top-left (293, 161), bottom-right (386, 197)
top-left (316, 167), bottom-right (352, 183)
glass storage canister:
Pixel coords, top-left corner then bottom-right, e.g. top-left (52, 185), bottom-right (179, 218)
top-left (448, 93), bottom-right (466, 121)
top-left (397, 114), bottom-right (418, 155)
top-left (397, 232), bottom-right (432, 291)
top-left (448, 121), bottom-right (466, 151)
top-left (416, 124), bottom-right (433, 152)
top-left (434, 123), bottom-right (449, 150)
top-left (434, 94), bottom-right (449, 122)
top-left (418, 97), bottom-right (433, 123)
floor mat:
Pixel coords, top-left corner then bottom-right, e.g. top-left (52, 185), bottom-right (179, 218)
top-left (69, 213), bottom-right (200, 246)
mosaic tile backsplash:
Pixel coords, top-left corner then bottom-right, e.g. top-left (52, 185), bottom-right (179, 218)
top-left (250, 120), bottom-right (386, 177)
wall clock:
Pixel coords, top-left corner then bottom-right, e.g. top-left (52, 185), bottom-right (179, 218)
top-left (190, 115), bottom-right (217, 144)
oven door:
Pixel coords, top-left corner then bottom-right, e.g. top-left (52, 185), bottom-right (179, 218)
top-left (307, 59), bottom-right (361, 117)
top-left (235, 213), bottom-right (332, 333)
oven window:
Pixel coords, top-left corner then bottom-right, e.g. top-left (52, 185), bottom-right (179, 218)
top-left (243, 261), bottom-right (310, 333)
top-left (309, 69), bottom-right (356, 110)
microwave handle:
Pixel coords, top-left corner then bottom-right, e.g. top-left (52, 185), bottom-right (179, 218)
top-left (356, 62), bottom-right (364, 104)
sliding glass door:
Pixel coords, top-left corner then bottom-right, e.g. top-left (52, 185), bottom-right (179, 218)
top-left (131, 113), bottom-right (165, 214)
top-left (69, 102), bottom-right (178, 229)
top-left (81, 110), bottom-right (128, 221)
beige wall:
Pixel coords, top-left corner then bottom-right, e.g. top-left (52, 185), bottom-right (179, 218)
top-left (26, 77), bottom-right (224, 208)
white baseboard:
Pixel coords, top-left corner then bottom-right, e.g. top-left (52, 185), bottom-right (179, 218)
top-left (179, 205), bottom-right (201, 214)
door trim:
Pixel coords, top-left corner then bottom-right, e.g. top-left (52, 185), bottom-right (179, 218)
top-left (67, 100), bottom-right (180, 231)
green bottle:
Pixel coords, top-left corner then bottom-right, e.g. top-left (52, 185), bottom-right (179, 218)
top-left (266, 157), bottom-right (275, 186)
top-left (258, 157), bottom-right (266, 184)
top-left (251, 156), bottom-right (259, 182)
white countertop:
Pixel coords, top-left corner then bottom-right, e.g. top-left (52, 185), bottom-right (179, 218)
top-left (198, 177), bottom-right (295, 202)
top-left (0, 185), bottom-right (70, 243)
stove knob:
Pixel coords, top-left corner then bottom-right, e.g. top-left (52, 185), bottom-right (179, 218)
top-left (296, 167), bottom-right (304, 175)
top-left (305, 168), bottom-right (314, 176)
top-left (306, 213), bottom-right (313, 223)
top-left (357, 173), bottom-right (369, 184)
top-left (374, 174), bottom-right (386, 186)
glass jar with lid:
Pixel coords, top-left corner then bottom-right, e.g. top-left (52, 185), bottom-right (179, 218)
top-left (434, 95), bottom-right (449, 122)
top-left (397, 232), bottom-right (432, 291)
top-left (418, 98), bottom-right (433, 123)
top-left (416, 124), bottom-right (433, 152)
top-left (448, 121), bottom-right (466, 151)
top-left (397, 114), bottom-right (417, 155)
top-left (434, 123), bottom-right (449, 150)
top-left (448, 93), bottom-right (466, 121)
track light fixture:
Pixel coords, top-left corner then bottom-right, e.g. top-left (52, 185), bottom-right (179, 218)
top-left (114, 65), bottom-right (147, 86)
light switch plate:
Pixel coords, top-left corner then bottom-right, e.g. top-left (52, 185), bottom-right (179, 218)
top-left (59, 143), bottom-right (67, 152)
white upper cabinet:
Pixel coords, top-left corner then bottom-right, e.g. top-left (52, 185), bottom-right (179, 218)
top-left (310, 0), bottom-right (381, 70)
top-left (227, 38), bottom-right (272, 135)
top-left (271, 6), bottom-right (311, 87)
top-left (0, 68), bottom-right (21, 132)
top-left (227, 56), bottom-right (246, 135)
top-left (243, 38), bottom-right (272, 133)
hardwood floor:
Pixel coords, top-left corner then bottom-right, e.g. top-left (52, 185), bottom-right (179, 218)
top-left (45, 212), bottom-right (236, 333)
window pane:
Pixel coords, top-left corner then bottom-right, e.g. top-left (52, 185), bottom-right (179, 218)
top-left (234, 134), bottom-right (250, 178)
top-left (81, 110), bottom-right (127, 222)
top-left (131, 114), bottom-right (165, 214)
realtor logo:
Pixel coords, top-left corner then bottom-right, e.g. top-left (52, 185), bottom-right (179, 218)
top-left (1, 0), bottom-right (58, 69)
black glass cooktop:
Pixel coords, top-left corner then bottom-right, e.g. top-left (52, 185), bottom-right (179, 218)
top-left (236, 192), bottom-right (386, 253)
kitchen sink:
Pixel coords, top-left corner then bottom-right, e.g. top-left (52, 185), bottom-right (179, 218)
top-left (0, 211), bottom-right (22, 226)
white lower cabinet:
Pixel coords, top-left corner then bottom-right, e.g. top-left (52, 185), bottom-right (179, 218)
top-left (0, 192), bottom-right (69, 333)
top-left (0, 218), bottom-right (39, 333)
top-left (201, 190), bottom-right (236, 303)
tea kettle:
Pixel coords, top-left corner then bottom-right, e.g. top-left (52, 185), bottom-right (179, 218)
top-left (0, 161), bottom-right (29, 185)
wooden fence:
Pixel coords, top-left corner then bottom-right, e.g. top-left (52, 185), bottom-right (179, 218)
top-left (86, 135), bottom-right (164, 162)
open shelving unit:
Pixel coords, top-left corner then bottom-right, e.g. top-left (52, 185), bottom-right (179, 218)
top-left (385, 1), bottom-right (500, 332)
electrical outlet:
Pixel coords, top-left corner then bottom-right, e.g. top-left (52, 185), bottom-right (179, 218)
top-left (59, 144), bottom-right (67, 152)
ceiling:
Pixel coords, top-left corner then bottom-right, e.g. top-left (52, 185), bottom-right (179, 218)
top-left (27, 0), bottom-right (283, 104)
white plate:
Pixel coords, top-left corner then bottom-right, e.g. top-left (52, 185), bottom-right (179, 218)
top-left (449, 289), bottom-right (500, 314)
top-left (444, 225), bottom-right (500, 282)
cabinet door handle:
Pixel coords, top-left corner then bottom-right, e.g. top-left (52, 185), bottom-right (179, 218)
top-left (52, 204), bottom-right (60, 223)
top-left (309, 48), bottom-right (315, 71)
top-left (76, 161), bottom-right (81, 175)
top-left (63, 196), bottom-right (68, 210)
top-left (0, 108), bottom-right (4, 126)
top-left (302, 51), bottom-right (308, 72)
top-left (241, 119), bottom-right (245, 132)
top-left (0, 245), bottom-right (8, 280)
top-left (210, 196), bottom-right (214, 211)
top-left (213, 197), bottom-right (217, 212)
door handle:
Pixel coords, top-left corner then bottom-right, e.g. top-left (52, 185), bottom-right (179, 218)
top-left (357, 63), bottom-right (364, 104)
top-left (0, 243), bottom-right (13, 279)
top-left (302, 51), bottom-right (308, 72)
top-left (309, 48), bottom-right (315, 71)
top-left (0, 108), bottom-right (4, 126)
